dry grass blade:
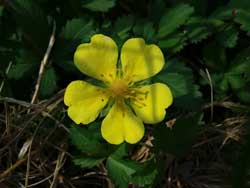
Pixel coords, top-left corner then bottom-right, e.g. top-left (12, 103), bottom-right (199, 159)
top-left (30, 21), bottom-right (56, 105)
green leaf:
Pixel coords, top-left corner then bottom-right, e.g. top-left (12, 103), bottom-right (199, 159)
top-left (132, 169), bottom-right (157, 187)
top-left (154, 59), bottom-right (203, 112)
top-left (153, 113), bottom-right (203, 157)
top-left (237, 87), bottom-right (250, 103)
top-left (186, 18), bottom-right (223, 43)
top-left (60, 18), bottom-right (94, 42)
top-left (114, 15), bottom-right (134, 40)
top-left (234, 10), bottom-right (250, 32)
top-left (228, 0), bottom-right (250, 10)
top-left (106, 157), bottom-right (137, 187)
top-left (7, 63), bottom-right (36, 80)
top-left (226, 48), bottom-right (250, 90)
top-left (54, 18), bottom-right (94, 73)
top-left (133, 19), bottom-right (156, 43)
top-left (131, 159), bottom-right (158, 187)
top-left (158, 32), bottom-right (186, 50)
top-left (158, 4), bottom-right (194, 38)
top-left (226, 74), bottom-right (246, 89)
top-left (216, 25), bottom-right (239, 48)
top-left (73, 156), bottom-right (104, 168)
top-left (210, 7), bottom-right (235, 20)
top-left (69, 124), bottom-right (112, 157)
top-left (39, 68), bottom-right (57, 98)
top-left (7, 49), bottom-right (38, 80)
top-left (154, 59), bottom-right (194, 98)
top-left (82, 0), bottom-right (116, 12)
top-left (232, 124), bottom-right (250, 188)
top-left (11, 0), bottom-right (50, 55)
top-left (202, 41), bottom-right (227, 71)
top-left (111, 143), bottom-right (129, 158)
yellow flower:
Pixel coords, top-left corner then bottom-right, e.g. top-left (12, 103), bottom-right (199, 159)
top-left (64, 34), bottom-right (173, 145)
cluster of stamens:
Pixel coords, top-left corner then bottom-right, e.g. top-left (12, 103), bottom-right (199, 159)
top-left (104, 71), bottom-right (148, 108)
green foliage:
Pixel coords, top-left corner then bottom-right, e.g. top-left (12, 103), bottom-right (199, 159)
top-left (131, 159), bottom-right (158, 187)
top-left (158, 4), bottom-right (194, 38)
top-left (39, 68), bottom-right (58, 98)
top-left (73, 156), bottom-right (105, 168)
top-left (7, 49), bottom-right (38, 80)
top-left (133, 19), bottom-right (156, 43)
top-left (215, 25), bottom-right (239, 48)
top-left (234, 10), bottom-right (250, 32)
top-left (154, 59), bottom-right (203, 112)
top-left (82, 0), bottom-right (117, 12)
top-left (60, 18), bottom-right (94, 42)
top-left (69, 123), bottom-right (112, 157)
top-left (53, 18), bottom-right (94, 73)
top-left (154, 113), bottom-right (203, 157)
top-left (7, 63), bottom-right (35, 80)
top-left (113, 15), bottom-right (134, 41)
top-left (11, 0), bottom-right (50, 55)
top-left (1, 0), bottom-right (250, 187)
top-left (232, 122), bottom-right (250, 188)
top-left (106, 157), bottom-right (137, 187)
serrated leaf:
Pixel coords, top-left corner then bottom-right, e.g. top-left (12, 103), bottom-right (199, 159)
top-left (70, 124), bottom-right (112, 157)
top-left (8, 63), bottom-right (36, 80)
top-left (114, 15), bottom-right (134, 40)
top-left (54, 18), bottom-right (94, 73)
top-left (216, 25), bottom-right (239, 48)
top-left (131, 159), bottom-right (158, 187)
top-left (186, 17), bottom-right (221, 43)
top-left (234, 10), bottom-right (250, 32)
top-left (39, 68), bottom-right (57, 97)
top-left (228, 0), bottom-right (250, 10)
top-left (106, 157), bottom-right (137, 187)
top-left (158, 32), bottom-right (187, 53)
top-left (226, 48), bottom-right (250, 90)
top-left (133, 19), bottom-right (156, 42)
top-left (158, 4), bottom-right (194, 38)
top-left (237, 87), bottom-right (250, 103)
top-left (11, 0), bottom-right (50, 55)
top-left (154, 59), bottom-right (203, 112)
top-left (226, 74), bottom-right (247, 89)
top-left (60, 18), bottom-right (94, 42)
top-left (73, 156), bottom-right (104, 168)
top-left (210, 7), bottom-right (235, 20)
top-left (158, 33), bottom-right (185, 49)
top-left (111, 143), bottom-right (129, 159)
top-left (153, 113), bottom-right (203, 157)
top-left (202, 41), bottom-right (227, 71)
top-left (7, 49), bottom-right (38, 79)
top-left (154, 59), bottom-right (194, 97)
top-left (143, 22), bottom-right (156, 43)
top-left (82, 0), bottom-right (116, 12)
top-left (132, 169), bottom-right (157, 186)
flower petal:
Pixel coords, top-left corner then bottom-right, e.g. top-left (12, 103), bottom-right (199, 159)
top-left (64, 80), bottom-right (109, 124)
top-left (101, 103), bottom-right (144, 145)
top-left (121, 38), bottom-right (164, 82)
top-left (131, 83), bottom-right (173, 124)
top-left (74, 34), bottom-right (118, 82)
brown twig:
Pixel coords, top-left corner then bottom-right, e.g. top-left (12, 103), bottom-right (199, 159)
top-left (0, 61), bottom-right (13, 95)
top-left (205, 68), bottom-right (214, 122)
top-left (50, 150), bottom-right (66, 188)
top-left (30, 22), bottom-right (56, 104)
top-left (0, 97), bottom-right (37, 108)
top-left (0, 151), bottom-right (36, 179)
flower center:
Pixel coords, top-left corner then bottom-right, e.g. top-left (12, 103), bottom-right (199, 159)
top-left (109, 79), bottom-right (128, 97)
